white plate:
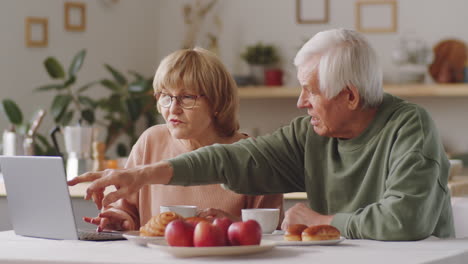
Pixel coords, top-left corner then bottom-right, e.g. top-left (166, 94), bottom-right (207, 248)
top-left (263, 230), bottom-right (285, 236)
top-left (147, 240), bottom-right (276, 258)
top-left (264, 235), bottom-right (345, 246)
top-left (123, 231), bottom-right (165, 246)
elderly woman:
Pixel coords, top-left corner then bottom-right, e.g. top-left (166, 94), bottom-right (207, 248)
top-left (70, 47), bottom-right (283, 231)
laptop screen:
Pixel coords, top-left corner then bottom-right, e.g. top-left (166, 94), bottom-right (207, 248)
top-left (0, 156), bottom-right (79, 240)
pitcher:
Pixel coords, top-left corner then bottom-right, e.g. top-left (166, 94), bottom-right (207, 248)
top-left (51, 125), bottom-right (93, 180)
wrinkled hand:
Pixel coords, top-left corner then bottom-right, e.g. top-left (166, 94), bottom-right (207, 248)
top-left (281, 203), bottom-right (334, 230)
top-left (68, 168), bottom-right (147, 210)
top-left (197, 208), bottom-right (241, 222)
top-left (84, 209), bottom-right (134, 232)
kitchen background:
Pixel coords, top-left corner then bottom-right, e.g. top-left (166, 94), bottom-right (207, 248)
top-left (1, 0), bottom-right (467, 157)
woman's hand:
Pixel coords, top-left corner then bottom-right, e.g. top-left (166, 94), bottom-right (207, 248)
top-left (281, 203), bottom-right (334, 230)
top-left (197, 208), bottom-right (241, 222)
top-left (67, 161), bottom-right (174, 210)
top-left (84, 209), bottom-right (135, 232)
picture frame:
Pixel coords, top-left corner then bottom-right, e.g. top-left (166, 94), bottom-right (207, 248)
top-left (355, 0), bottom-right (397, 33)
top-left (25, 17), bottom-right (48, 48)
top-left (64, 2), bottom-right (86, 32)
top-left (296, 0), bottom-right (329, 24)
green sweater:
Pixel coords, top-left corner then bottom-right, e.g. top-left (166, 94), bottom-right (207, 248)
top-left (169, 93), bottom-right (455, 240)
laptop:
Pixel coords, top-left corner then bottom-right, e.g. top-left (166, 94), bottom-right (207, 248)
top-left (0, 155), bottom-right (123, 241)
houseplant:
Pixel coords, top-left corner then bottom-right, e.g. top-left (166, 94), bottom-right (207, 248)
top-left (241, 43), bottom-right (280, 85)
top-left (96, 64), bottom-right (157, 157)
top-left (36, 49), bottom-right (98, 126)
top-left (36, 50), bottom-right (158, 157)
top-left (0, 99), bottom-right (56, 156)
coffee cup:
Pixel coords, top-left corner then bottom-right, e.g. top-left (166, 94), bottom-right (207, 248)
top-left (159, 205), bottom-right (197, 218)
top-left (241, 208), bottom-right (280, 234)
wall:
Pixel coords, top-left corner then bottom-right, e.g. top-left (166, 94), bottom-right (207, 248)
top-left (0, 0), bottom-right (159, 150)
top-left (156, 0), bottom-right (468, 153)
top-left (1, 0), bottom-right (468, 154)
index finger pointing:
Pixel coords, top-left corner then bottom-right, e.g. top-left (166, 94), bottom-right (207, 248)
top-left (68, 172), bottom-right (103, 186)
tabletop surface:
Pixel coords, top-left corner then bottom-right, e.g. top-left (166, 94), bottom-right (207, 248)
top-left (1, 231), bottom-right (468, 264)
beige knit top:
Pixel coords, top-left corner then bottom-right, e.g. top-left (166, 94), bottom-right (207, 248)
top-left (107, 125), bottom-right (284, 229)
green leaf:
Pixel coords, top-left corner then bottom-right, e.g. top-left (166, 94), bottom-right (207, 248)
top-left (68, 49), bottom-right (86, 77)
top-left (35, 84), bottom-right (64, 92)
top-left (51, 95), bottom-right (72, 121)
top-left (63, 76), bottom-right (76, 88)
top-left (81, 109), bottom-right (95, 124)
top-left (104, 64), bottom-right (127, 86)
top-left (77, 81), bottom-right (98, 93)
top-left (59, 111), bottom-right (74, 126)
top-left (125, 98), bottom-right (141, 121)
top-left (44, 57), bottom-right (65, 79)
top-left (116, 143), bottom-right (128, 157)
top-left (108, 94), bottom-right (124, 112)
top-left (0, 99), bottom-right (23, 125)
top-left (128, 71), bottom-right (145, 81)
top-left (78, 96), bottom-right (96, 109)
top-left (100, 79), bottom-right (122, 92)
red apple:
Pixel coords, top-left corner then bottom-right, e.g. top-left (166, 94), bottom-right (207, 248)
top-left (227, 220), bottom-right (262, 246)
top-left (193, 221), bottom-right (226, 247)
top-left (185, 217), bottom-right (209, 228)
top-left (164, 219), bottom-right (195, 247)
top-left (213, 217), bottom-right (233, 245)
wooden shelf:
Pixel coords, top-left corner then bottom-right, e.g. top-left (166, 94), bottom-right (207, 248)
top-left (238, 84), bottom-right (468, 99)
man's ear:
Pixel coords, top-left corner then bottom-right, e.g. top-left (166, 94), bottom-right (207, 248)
top-left (345, 85), bottom-right (360, 110)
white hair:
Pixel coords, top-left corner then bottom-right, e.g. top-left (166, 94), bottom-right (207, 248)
top-left (294, 29), bottom-right (383, 108)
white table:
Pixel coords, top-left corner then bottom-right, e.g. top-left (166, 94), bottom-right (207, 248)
top-left (0, 231), bottom-right (467, 264)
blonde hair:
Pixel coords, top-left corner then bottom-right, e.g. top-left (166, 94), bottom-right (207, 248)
top-left (153, 47), bottom-right (239, 137)
top-left (294, 28), bottom-right (383, 108)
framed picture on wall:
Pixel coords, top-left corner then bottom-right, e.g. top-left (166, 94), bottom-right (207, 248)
top-left (356, 0), bottom-right (397, 33)
top-left (64, 1), bottom-right (86, 32)
top-left (25, 17), bottom-right (48, 47)
top-left (296, 0), bottom-right (329, 24)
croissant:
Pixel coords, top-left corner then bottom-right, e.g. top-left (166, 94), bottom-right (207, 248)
top-left (139, 211), bottom-right (183, 237)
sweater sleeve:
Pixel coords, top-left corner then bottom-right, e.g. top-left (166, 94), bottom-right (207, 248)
top-left (332, 151), bottom-right (448, 240)
top-left (168, 117), bottom-right (310, 195)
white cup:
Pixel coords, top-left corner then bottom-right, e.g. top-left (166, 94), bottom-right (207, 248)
top-left (160, 205), bottom-right (197, 218)
top-left (449, 159), bottom-right (463, 180)
top-left (241, 208), bottom-right (280, 234)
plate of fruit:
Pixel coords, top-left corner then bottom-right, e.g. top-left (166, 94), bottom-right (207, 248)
top-left (146, 216), bottom-right (276, 257)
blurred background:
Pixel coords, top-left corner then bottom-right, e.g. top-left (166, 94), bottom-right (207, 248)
top-left (1, 0), bottom-right (467, 159)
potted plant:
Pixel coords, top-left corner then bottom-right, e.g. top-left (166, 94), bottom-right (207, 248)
top-left (0, 99), bottom-right (56, 156)
top-left (96, 64), bottom-right (158, 157)
top-left (241, 43), bottom-right (280, 85)
top-left (36, 49), bottom-right (97, 126)
top-left (36, 50), bottom-right (159, 157)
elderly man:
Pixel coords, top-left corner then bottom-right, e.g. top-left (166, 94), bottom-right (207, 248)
top-left (70, 28), bottom-right (454, 241)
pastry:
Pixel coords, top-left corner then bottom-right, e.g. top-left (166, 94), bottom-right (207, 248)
top-left (184, 216), bottom-right (210, 227)
top-left (284, 224), bottom-right (308, 241)
top-left (301, 225), bottom-right (340, 241)
top-left (139, 211), bottom-right (183, 237)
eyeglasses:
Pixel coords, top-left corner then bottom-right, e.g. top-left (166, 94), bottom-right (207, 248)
top-left (155, 92), bottom-right (205, 110)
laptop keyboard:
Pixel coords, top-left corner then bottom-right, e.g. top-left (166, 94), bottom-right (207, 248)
top-left (78, 230), bottom-right (125, 241)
